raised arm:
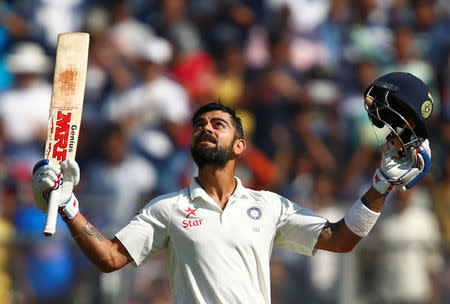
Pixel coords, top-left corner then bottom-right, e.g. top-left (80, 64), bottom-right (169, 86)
top-left (314, 187), bottom-right (384, 252)
top-left (315, 139), bottom-right (431, 253)
top-left (32, 159), bottom-right (133, 272)
top-left (65, 212), bottom-right (133, 272)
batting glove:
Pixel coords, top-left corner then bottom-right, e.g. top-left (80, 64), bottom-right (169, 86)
top-left (32, 159), bottom-right (80, 220)
top-left (373, 139), bottom-right (431, 195)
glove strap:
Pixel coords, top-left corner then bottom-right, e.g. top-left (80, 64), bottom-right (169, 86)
top-left (58, 193), bottom-right (79, 220)
top-left (373, 168), bottom-right (393, 196)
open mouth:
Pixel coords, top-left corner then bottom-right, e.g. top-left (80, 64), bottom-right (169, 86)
top-left (196, 135), bottom-right (217, 145)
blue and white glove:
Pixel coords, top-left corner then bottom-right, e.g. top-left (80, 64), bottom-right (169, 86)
top-left (32, 159), bottom-right (80, 220)
top-left (373, 139), bottom-right (431, 195)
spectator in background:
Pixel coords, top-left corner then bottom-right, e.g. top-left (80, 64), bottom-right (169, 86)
top-left (10, 161), bottom-right (76, 304)
top-left (107, 0), bottom-right (155, 68)
top-left (431, 153), bottom-right (450, 304)
top-left (431, 154), bottom-right (450, 252)
top-left (216, 43), bottom-right (246, 108)
top-left (234, 108), bottom-right (282, 191)
top-left (172, 49), bottom-right (220, 107)
top-left (81, 123), bottom-right (157, 235)
top-left (0, 42), bottom-right (52, 161)
top-left (340, 59), bottom-right (380, 149)
top-left (345, 0), bottom-right (394, 66)
top-left (20, 0), bottom-right (88, 50)
top-left (195, 1), bottom-right (259, 58)
top-left (302, 173), bottom-right (347, 304)
top-left (248, 33), bottom-right (306, 170)
top-left (412, 0), bottom-right (450, 69)
top-left (102, 35), bottom-right (192, 192)
top-left (0, 1), bottom-right (28, 92)
top-left (284, 153), bottom-right (317, 203)
top-left (364, 188), bottom-right (443, 304)
top-left (270, 257), bottom-right (297, 304)
top-left (382, 25), bottom-right (439, 109)
top-left (266, 0), bottom-right (332, 35)
top-left (151, 0), bottom-right (204, 56)
top-left (1, 0), bottom-right (449, 303)
top-left (0, 179), bottom-right (15, 304)
top-left (339, 59), bottom-right (381, 199)
top-left (292, 109), bottom-right (337, 174)
top-left (272, 172), bottom-right (347, 304)
top-left (308, 173), bottom-right (346, 304)
top-left (81, 123), bottom-right (157, 304)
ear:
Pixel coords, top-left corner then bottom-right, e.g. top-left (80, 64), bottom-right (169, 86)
top-left (233, 138), bottom-right (247, 156)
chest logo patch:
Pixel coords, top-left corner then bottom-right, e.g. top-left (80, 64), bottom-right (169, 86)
top-left (247, 206), bottom-right (262, 220)
top-left (183, 206), bottom-right (204, 229)
top-left (184, 207), bottom-right (197, 218)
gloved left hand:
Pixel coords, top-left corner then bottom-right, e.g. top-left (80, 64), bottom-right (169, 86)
top-left (372, 139), bottom-right (431, 195)
top-left (32, 159), bottom-right (80, 220)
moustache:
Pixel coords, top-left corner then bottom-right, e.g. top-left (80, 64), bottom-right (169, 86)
top-left (195, 133), bottom-right (217, 145)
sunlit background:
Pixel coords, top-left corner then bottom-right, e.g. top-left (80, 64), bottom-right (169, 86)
top-left (0, 0), bottom-right (449, 303)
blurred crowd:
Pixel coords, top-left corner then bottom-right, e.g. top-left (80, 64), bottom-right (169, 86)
top-left (0, 0), bottom-right (450, 303)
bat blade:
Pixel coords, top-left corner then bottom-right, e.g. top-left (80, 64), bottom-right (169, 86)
top-left (43, 32), bottom-right (89, 236)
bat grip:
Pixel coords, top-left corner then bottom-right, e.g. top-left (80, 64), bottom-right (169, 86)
top-left (43, 189), bottom-right (60, 237)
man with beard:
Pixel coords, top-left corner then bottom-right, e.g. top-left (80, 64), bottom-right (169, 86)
top-left (31, 102), bottom-right (430, 303)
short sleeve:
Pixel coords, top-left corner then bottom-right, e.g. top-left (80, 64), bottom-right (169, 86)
top-left (115, 196), bottom-right (172, 266)
top-left (273, 194), bottom-right (327, 256)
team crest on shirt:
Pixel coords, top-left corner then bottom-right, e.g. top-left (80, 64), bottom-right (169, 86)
top-left (247, 206), bottom-right (262, 220)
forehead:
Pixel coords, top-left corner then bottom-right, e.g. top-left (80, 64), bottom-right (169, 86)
top-left (194, 110), bottom-right (233, 123)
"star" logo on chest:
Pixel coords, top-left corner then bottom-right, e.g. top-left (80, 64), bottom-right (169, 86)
top-left (184, 207), bottom-right (197, 218)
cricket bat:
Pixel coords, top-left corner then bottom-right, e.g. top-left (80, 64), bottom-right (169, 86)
top-left (43, 32), bottom-right (89, 236)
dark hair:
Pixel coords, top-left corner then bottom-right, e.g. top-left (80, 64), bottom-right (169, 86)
top-left (192, 102), bottom-right (244, 139)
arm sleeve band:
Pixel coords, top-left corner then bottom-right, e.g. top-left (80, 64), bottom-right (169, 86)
top-left (344, 199), bottom-right (380, 237)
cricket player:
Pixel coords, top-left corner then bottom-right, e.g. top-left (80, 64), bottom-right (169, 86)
top-left (32, 72), bottom-right (432, 303)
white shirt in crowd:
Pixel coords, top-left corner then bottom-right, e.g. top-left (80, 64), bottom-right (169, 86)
top-left (0, 80), bottom-right (51, 145)
top-left (116, 177), bottom-right (326, 304)
top-left (373, 198), bottom-right (443, 302)
top-left (104, 76), bottom-right (190, 129)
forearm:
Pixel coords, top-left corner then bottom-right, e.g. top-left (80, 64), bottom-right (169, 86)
top-left (65, 213), bottom-right (130, 272)
top-left (361, 186), bottom-right (387, 212)
top-left (315, 187), bottom-right (387, 252)
top-left (316, 220), bottom-right (362, 252)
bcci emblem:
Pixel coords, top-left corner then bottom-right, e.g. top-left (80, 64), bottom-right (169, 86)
top-left (421, 92), bottom-right (433, 119)
top-left (247, 206), bottom-right (262, 220)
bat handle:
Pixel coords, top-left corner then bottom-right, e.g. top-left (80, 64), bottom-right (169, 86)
top-left (43, 189), bottom-right (60, 237)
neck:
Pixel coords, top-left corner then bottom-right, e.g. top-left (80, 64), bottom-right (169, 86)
top-left (196, 162), bottom-right (237, 209)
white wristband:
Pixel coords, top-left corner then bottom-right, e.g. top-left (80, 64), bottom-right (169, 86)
top-left (58, 193), bottom-right (79, 220)
top-left (344, 199), bottom-right (380, 237)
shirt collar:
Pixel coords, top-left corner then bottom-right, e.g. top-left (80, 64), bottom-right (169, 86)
top-left (189, 176), bottom-right (250, 203)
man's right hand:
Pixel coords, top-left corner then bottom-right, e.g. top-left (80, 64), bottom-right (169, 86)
top-left (32, 159), bottom-right (80, 220)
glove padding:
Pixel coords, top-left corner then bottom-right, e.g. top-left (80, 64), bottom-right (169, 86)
top-left (32, 159), bottom-right (80, 219)
top-left (373, 139), bottom-right (431, 195)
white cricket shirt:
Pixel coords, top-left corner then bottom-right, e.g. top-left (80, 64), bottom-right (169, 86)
top-left (116, 177), bottom-right (327, 304)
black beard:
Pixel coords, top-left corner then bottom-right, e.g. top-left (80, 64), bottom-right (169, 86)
top-left (191, 140), bottom-right (234, 169)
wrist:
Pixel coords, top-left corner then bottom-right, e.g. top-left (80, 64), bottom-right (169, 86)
top-left (344, 198), bottom-right (381, 237)
top-left (372, 168), bottom-right (393, 196)
top-left (58, 193), bottom-right (79, 220)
